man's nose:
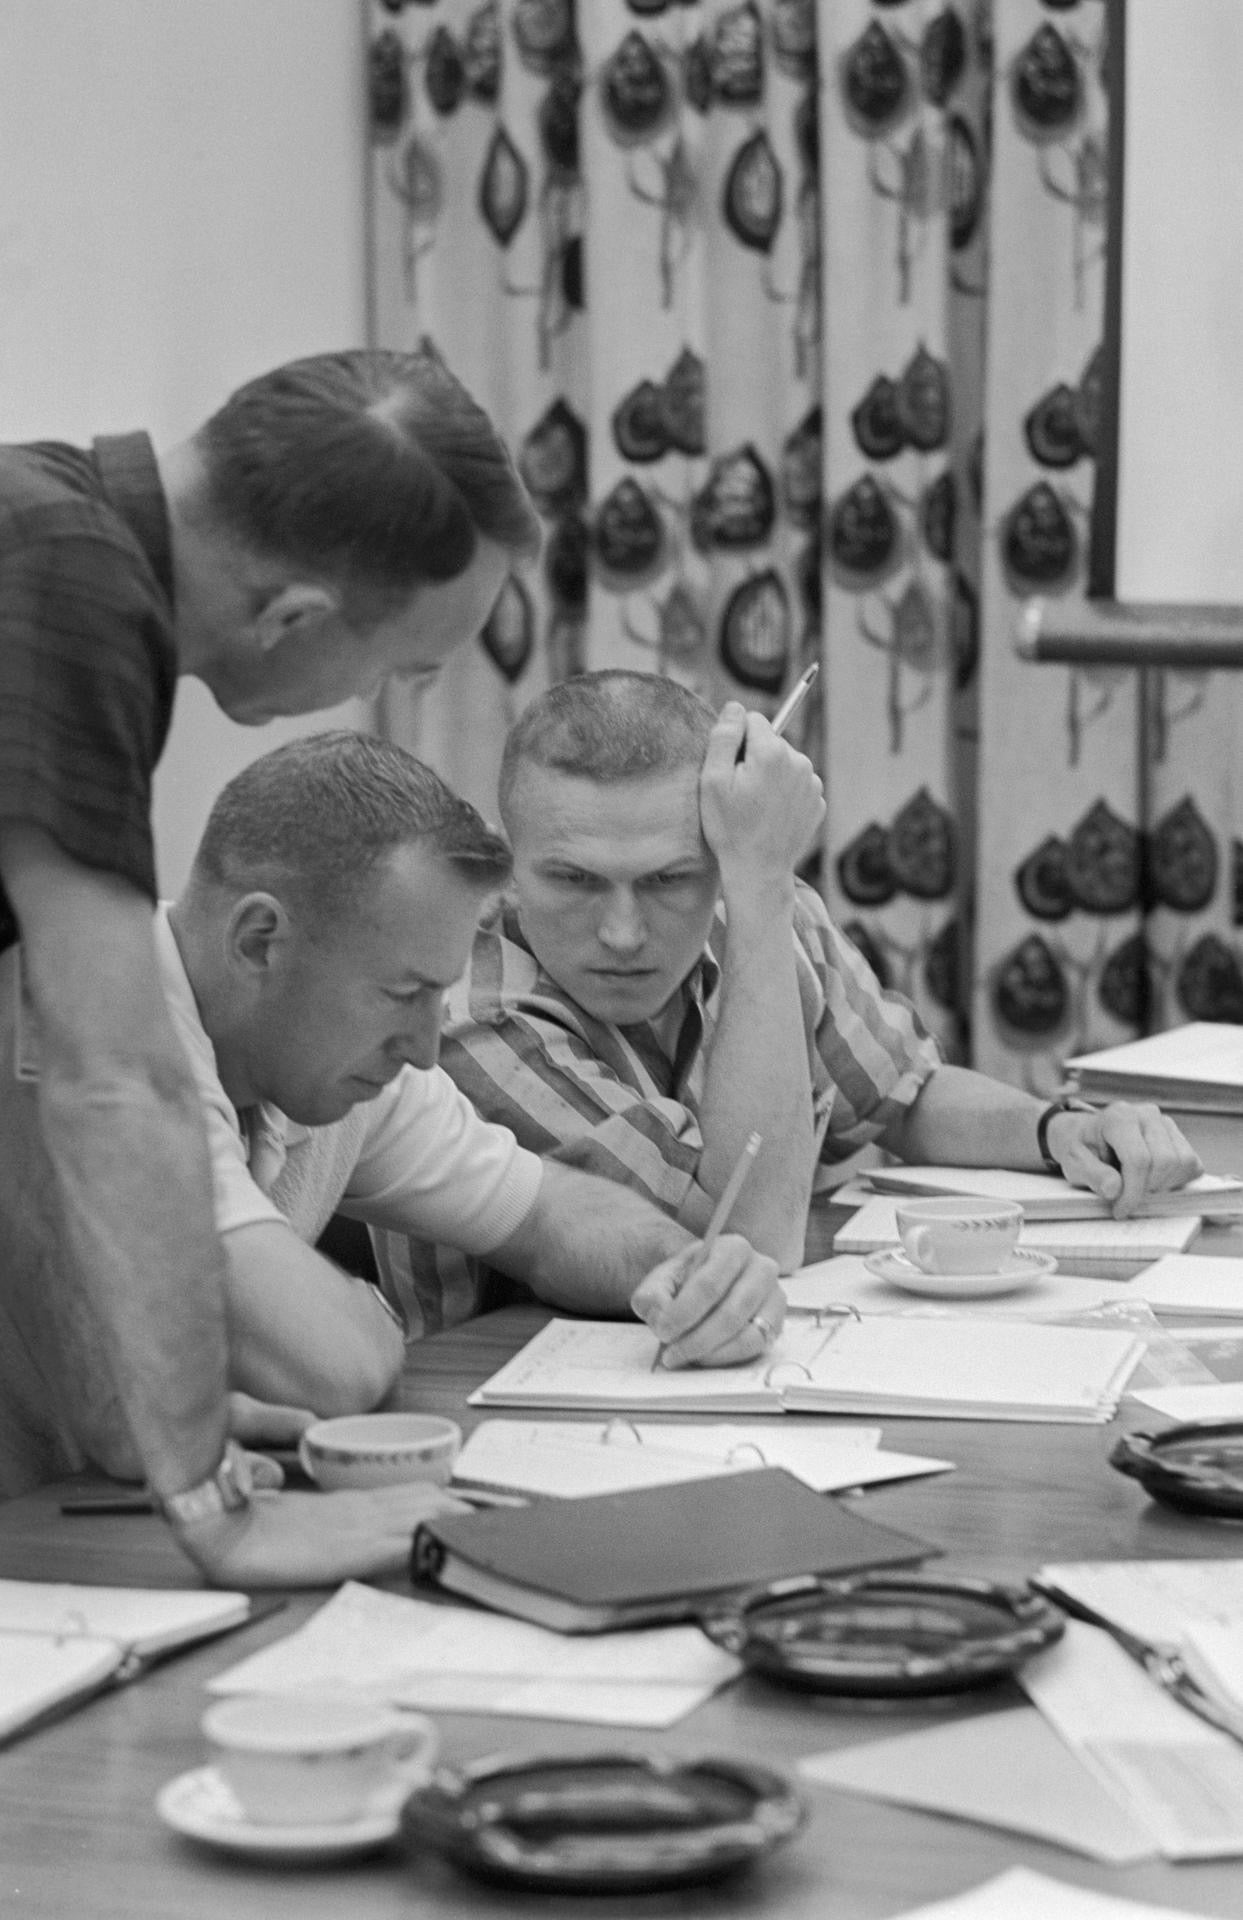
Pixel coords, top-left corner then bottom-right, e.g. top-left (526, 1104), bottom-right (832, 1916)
top-left (597, 889), bottom-right (645, 952)
top-left (395, 995), bottom-right (444, 1070)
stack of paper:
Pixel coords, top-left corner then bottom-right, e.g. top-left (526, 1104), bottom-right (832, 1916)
top-left (1069, 1022), bottom-right (1243, 1111)
top-left (453, 1418), bottom-right (952, 1499)
top-left (1129, 1253), bottom-right (1243, 1318)
top-left (860, 1164), bottom-right (1243, 1220)
top-left (470, 1316), bottom-right (1144, 1424)
top-left (834, 1194), bottom-right (1202, 1266)
top-left (209, 1580), bottom-right (740, 1728)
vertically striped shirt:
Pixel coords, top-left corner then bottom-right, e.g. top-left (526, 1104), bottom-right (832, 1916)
top-left (434, 885), bottom-right (941, 1223)
top-left (0, 433), bottom-right (176, 950)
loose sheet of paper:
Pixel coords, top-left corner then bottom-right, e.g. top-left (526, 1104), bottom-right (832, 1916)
top-left (1039, 1560), bottom-right (1243, 1652)
top-left (207, 1581), bottom-right (741, 1728)
top-left (1129, 1254), bottom-right (1243, 1317)
top-left (800, 1707), bottom-right (1155, 1863)
top-left (453, 1418), bottom-right (951, 1498)
top-left (886, 1866), bottom-right (1213, 1920)
top-left (1019, 1620), bottom-right (1243, 1857)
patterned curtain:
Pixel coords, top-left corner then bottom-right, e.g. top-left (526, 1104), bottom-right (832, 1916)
top-left (366, 0), bottom-right (1243, 1086)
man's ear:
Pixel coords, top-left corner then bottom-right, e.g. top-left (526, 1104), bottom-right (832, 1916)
top-left (227, 894), bottom-right (288, 975)
top-left (249, 583), bottom-right (340, 654)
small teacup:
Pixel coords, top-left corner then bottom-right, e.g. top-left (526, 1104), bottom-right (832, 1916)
top-left (202, 1693), bottom-right (437, 1827)
top-left (895, 1197), bottom-right (1023, 1276)
top-left (299, 1412), bottom-right (461, 1491)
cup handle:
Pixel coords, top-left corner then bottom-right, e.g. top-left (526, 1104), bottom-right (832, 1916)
top-left (906, 1227), bottom-right (939, 1273)
top-left (388, 1715), bottom-right (439, 1786)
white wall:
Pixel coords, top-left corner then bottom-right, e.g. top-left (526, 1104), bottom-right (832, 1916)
top-left (0, 0), bottom-right (371, 891)
top-left (1117, 0), bottom-right (1243, 603)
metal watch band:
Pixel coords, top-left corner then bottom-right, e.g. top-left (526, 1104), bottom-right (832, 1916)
top-left (157, 1439), bottom-right (253, 1528)
top-left (1035, 1096), bottom-right (1096, 1173)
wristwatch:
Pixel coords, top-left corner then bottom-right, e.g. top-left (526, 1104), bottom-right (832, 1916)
top-left (1035, 1095), bottom-right (1097, 1173)
top-left (157, 1440), bottom-right (254, 1528)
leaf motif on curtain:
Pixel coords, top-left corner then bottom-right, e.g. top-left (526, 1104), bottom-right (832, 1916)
top-left (1024, 382), bottom-right (1083, 470)
top-left (1000, 480), bottom-right (1078, 594)
top-left (709, 2), bottom-right (766, 107)
top-left (1065, 800), bottom-right (1141, 916)
top-left (840, 22), bottom-right (912, 141)
top-left (425, 25), bottom-right (466, 116)
top-left (924, 917), bottom-right (962, 1014)
top-left (512, 0), bottom-right (577, 77)
top-left (919, 471), bottom-right (956, 564)
top-left (1177, 936), bottom-right (1243, 1024)
top-left (591, 478), bottom-right (667, 593)
top-left (718, 569), bottom-right (790, 694)
top-left (851, 376), bottom-right (906, 463)
top-left (479, 574), bottom-right (534, 685)
top-left (837, 824), bottom-right (898, 911)
top-left (600, 31), bottom-right (676, 146)
top-left (990, 934), bottom-right (1072, 1048)
top-left (826, 475), bottom-right (903, 593)
top-left (889, 787), bottom-right (956, 901)
top-left (462, 1), bottom-right (502, 105)
top-left (1097, 934), bottom-right (1151, 1030)
top-left (1149, 797), bottom-right (1219, 915)
top-left (369, 29), bottom-right (409, 143)
top-left (518, 398), bottom-right (588, 516)
top-left (479, 124), bottom-right (528, 247)
top-left (690, 445), bottom-right (776, 553)
top-left (722, 130), bottom-right (783, 253)
top-left (780, 408), bottom-right (822, 531)
top-left (1014, 835), bottom-right (1074, 925)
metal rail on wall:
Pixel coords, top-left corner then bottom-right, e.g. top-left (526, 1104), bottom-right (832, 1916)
top-left (1016, 599), bottom-right (1243, 671)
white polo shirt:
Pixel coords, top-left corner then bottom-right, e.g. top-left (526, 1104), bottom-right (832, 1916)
top-left (155, 907), bottom-right (543, 1330)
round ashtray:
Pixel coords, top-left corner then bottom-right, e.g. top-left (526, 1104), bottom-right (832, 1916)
top-left (1111, 1419), bottom-right (1243, 1518)
top-left (700, 1572), bottom-right (1066, 1697)
top-left (400, 1749), bottom-right (806, 1892)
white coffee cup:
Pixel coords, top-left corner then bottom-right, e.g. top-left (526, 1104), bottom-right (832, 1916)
top-left (202, 1693), bottom-right (437, 1827)
top-left (298, 1412), bottom-right (462, 1491)
top-left (895, 1196), bottom-right (1023, 1275)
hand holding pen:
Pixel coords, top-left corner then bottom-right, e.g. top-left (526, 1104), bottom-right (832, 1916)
top-left (631, 1133), bottom-right (784, 1370)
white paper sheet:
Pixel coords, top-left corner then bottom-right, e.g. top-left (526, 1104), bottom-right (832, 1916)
top-left (1019, 1621), bottom-right (1243, 1858)
top-left (800, 1708), bottom-right (1154, 1863)
top-left (888, 1866), bottom-right (1211, 1920)
top-left (207, 1581), bottom-right (741, 1729)
top-left (1038, 1560), bottom-right (1243, 1653)
top-left (1130, 1254), bottom-right (1243, 1317)
top-left (1127, 1381), bottom-right (1243, 1422)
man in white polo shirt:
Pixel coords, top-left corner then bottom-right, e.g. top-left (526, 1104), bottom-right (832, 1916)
top-left (154, 729), bottom-right (782, 1427)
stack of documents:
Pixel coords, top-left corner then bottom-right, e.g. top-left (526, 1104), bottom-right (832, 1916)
top-left (834, 1194), bottom-right (1202, 1266)
top-left (881, 1868), bottom-right (1213, 1919)
top-left (1128, 1252), bottom-right (1243, 1318)
top-left (209, 1580), bottom-right (741, 1729)
top-left (452, 1418), bottom-right (952, 1499)
top-left (860, 1163), bottom-right (1243, 1220)
top-left (469, 1316), bottom-right (1144, 1424)
top-left (1068, 1021), bottom-right (1243, 1111)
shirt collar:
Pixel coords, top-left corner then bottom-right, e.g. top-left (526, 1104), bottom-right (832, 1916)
top-left (92, 433), bottom-right (174, 604)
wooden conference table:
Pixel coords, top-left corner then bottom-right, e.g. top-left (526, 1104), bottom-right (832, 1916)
top-left (6, 1211), bottom-right (1243, 1919)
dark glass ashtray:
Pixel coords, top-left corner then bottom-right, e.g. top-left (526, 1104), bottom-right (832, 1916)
top-left (400, 1749), bottom-right (806, 1893)
top-left (701, 1571), bottom-right (1066, 1696)
top-left (1112, 1419), bottom-right (1243, 1517)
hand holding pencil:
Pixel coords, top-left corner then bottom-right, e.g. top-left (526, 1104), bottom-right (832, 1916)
top-left (630, 1133), bottom-right (785, 1370)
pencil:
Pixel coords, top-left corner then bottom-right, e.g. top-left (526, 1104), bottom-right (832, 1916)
top-left (770, 661), bottom-right (819, 738)
top-left (701, 1129), bottom-right (764, 1251)
top-left (651, 1132), bottom-right (764, 1370)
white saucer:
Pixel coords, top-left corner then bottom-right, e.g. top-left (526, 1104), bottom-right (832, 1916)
top-left (864, 1247), bottom-right (1058, 1299)
top-left (156, 1765), bottom-right (406, 1861)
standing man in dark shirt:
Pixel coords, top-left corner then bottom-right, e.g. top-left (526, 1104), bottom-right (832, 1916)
top-left (0, 346), bottom-right (540, 1585)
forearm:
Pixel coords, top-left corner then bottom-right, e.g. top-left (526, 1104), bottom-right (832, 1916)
top-left (697, 882), bottom-right (815, 1269)
top-left (223, 1222), bottom-right (405, 1414)
top-left (880, 1064), bottom-right (1047, 1168)
top-left (491, 1164), bottom-right (694, 1315)
top-left (37, 1058), bottom-right (231, 1492)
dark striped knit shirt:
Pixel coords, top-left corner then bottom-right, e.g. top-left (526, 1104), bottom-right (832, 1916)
top-left (0, 433), bottom-right (177, 949)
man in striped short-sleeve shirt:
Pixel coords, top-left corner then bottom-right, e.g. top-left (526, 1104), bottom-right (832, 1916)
top-left (374, 670), bottom-right (1200, 1314)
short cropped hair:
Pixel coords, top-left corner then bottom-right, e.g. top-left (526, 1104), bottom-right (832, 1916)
top-left (191, 731), bottom-right (511, 928)
top-left (193, 343), bottom-right (540, 613)
top-left (498, 671), bottom-right (715, 826)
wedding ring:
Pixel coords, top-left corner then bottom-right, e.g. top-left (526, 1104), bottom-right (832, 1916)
top-left (750, 1312), bottom-right (775, 1346)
